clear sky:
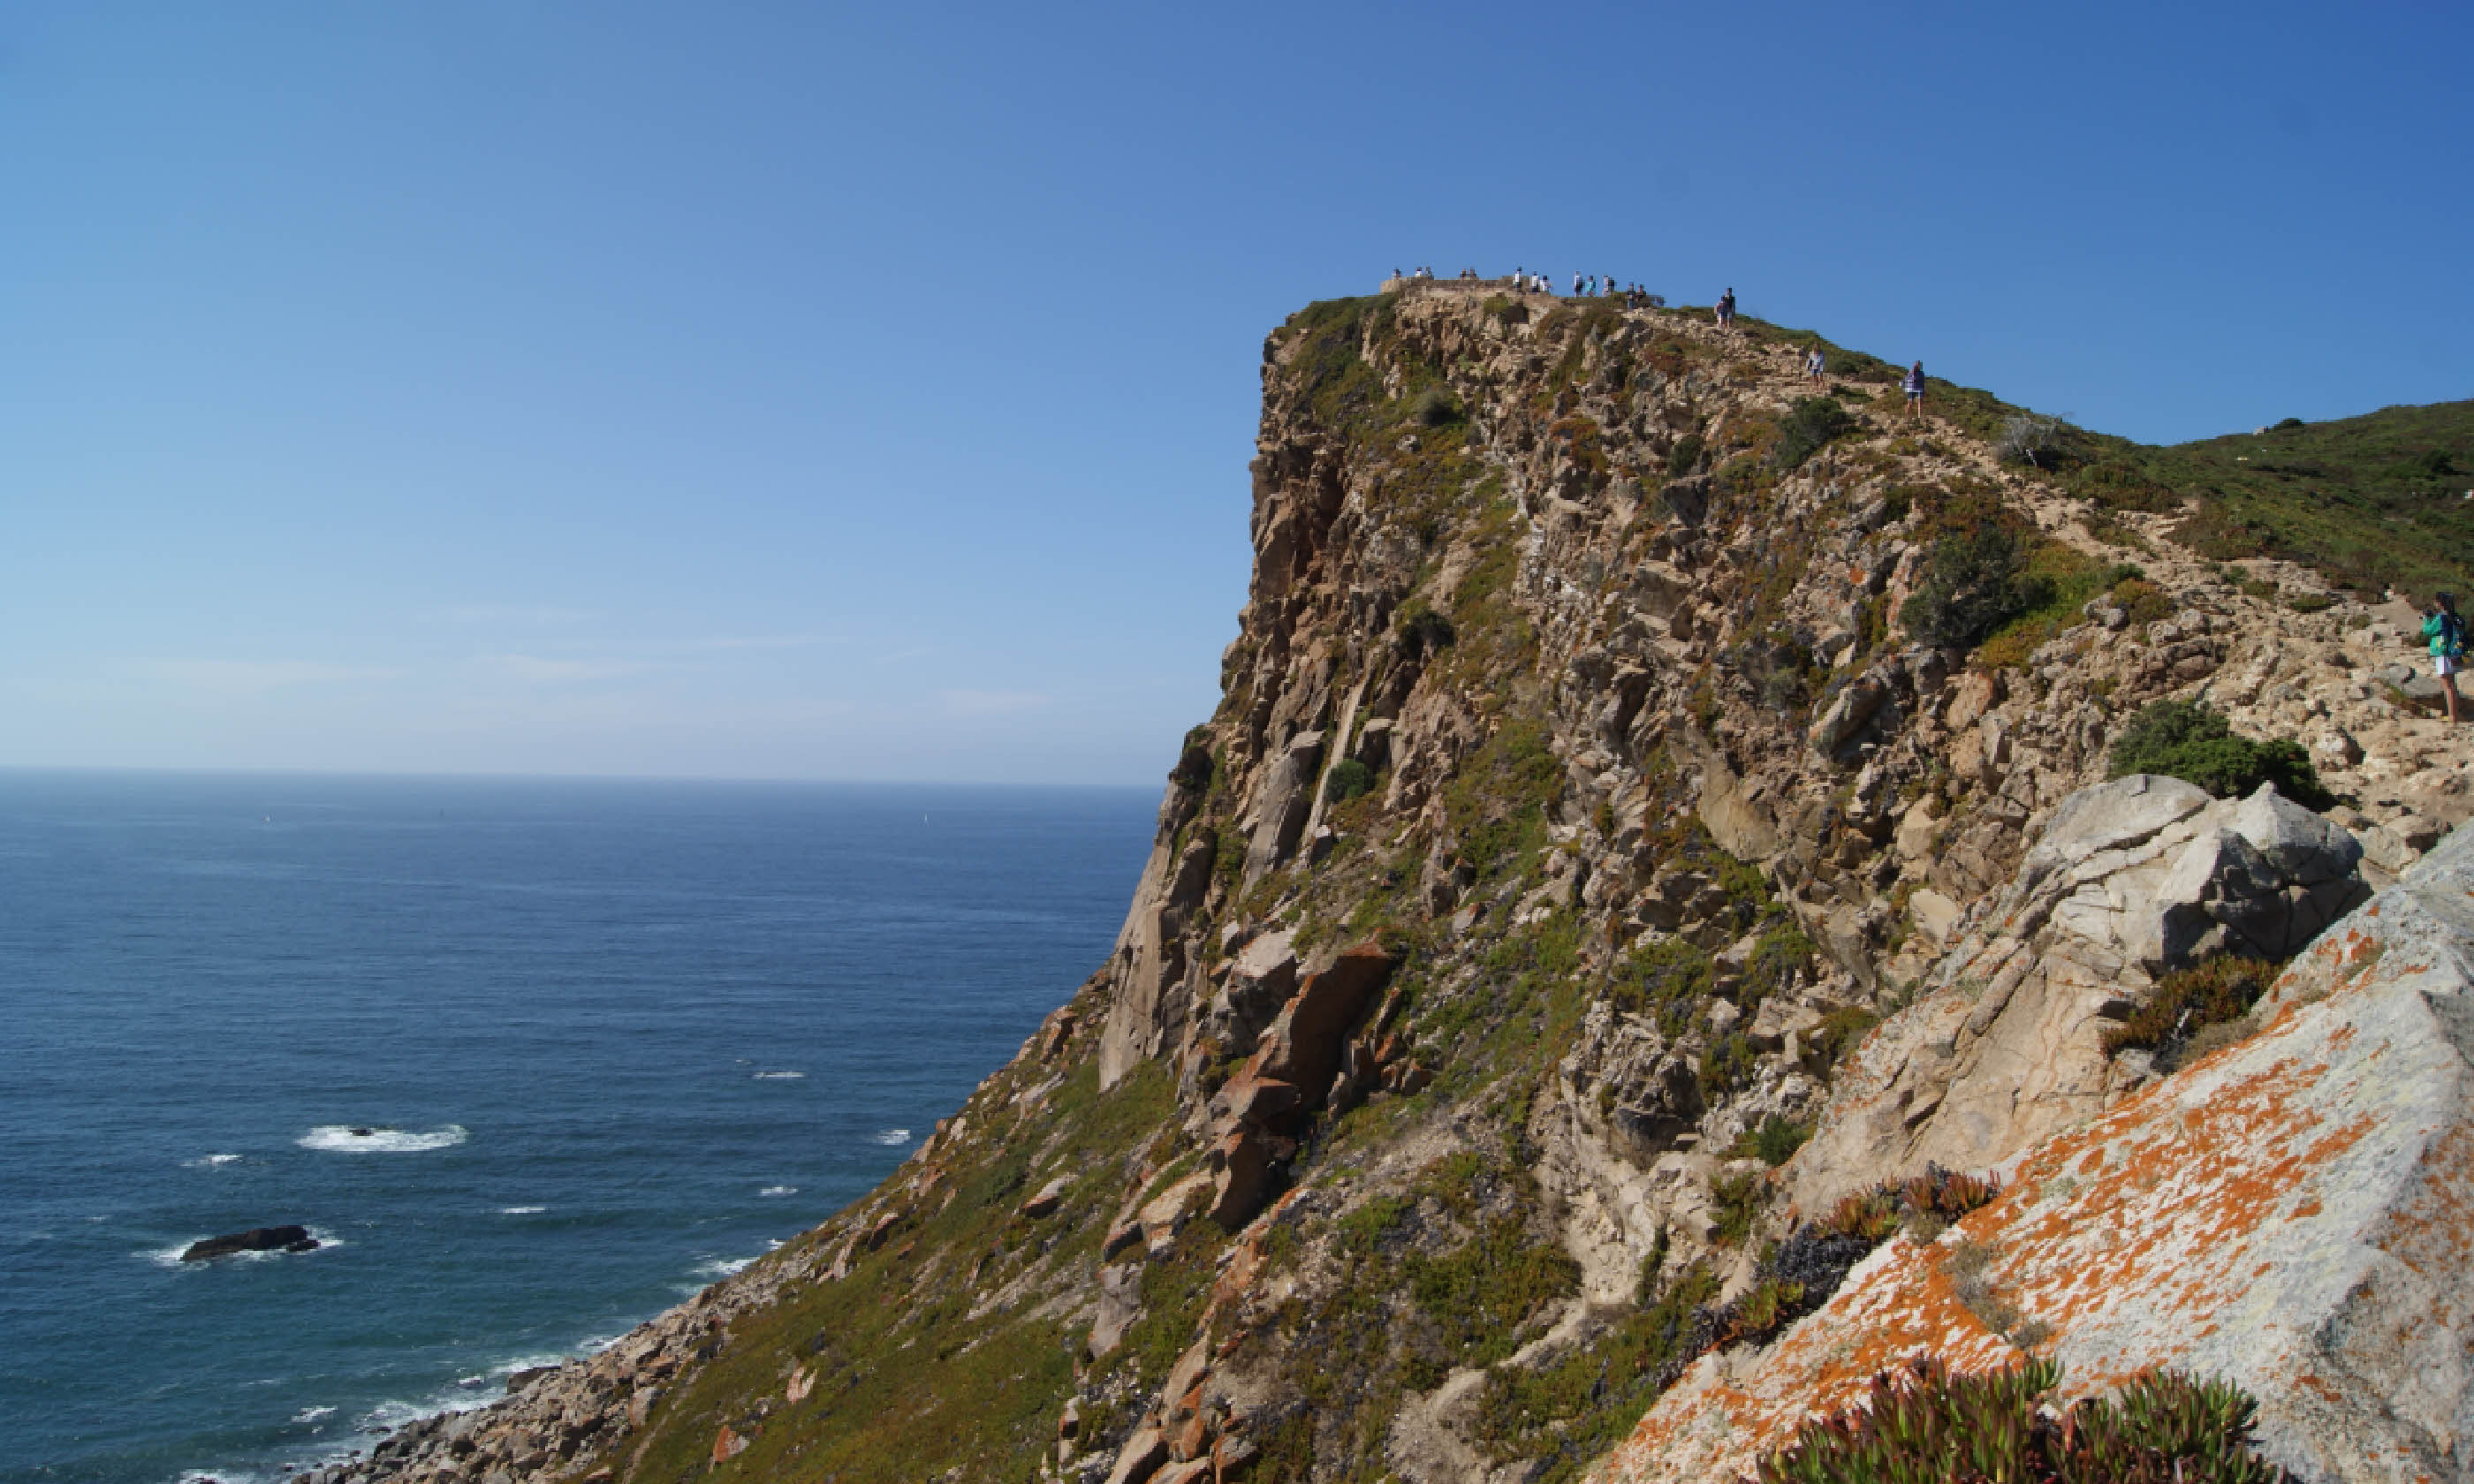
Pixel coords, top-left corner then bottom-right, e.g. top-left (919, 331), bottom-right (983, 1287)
top-left (4, 3), bottom-right (2468, 784)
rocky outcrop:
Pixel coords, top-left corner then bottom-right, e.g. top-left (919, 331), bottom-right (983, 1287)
top-left (1200, 943), bottom-right (1398, 1228)
top-left (180, 1225), bottom-right (319, 1261)
top-left (1790, 774), bottom-right (2370, 1215)
top-left (1597, 820), bottom-right (2474, 1484)
top-left (316, 282), bottom-right (2474, 1484)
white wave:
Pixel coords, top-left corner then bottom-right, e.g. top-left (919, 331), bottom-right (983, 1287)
top-left (497, 1206), bottom-right (546, 1215)
top-left (489, 1351), bottom-right (571, 1376)
top-left (299, 1124), bottom-right (467, 1154)
top-left (871, 1127), bottom-right (911, 1146)
top-left (758, 1185), bottom-right (796, 1198)
top-left (175, 1470), bottom-right (268, 1484)
top-left (183, 1153), bottom-right (244, 1169)
top-left (454, 1374), bottom-right (487, 1389)
top-left (291, 1405), bottom-right (337, 1425)
top-left (752, 1070), bottom-right (804, 1080)
top-left (690, 1255), bottom-right (755, 1280)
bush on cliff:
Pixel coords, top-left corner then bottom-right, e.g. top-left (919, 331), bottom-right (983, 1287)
top-left (2101, 956), bottom-right (2280, 1064)
top-left (2107, 700), bottom-right (2334, 808)
top-left (1325, 758), bottom-right (1374, 803)
top-left (1409, 385), bottom-right (1462, 427)
top-left (1774, 396), bottom-right (1857, 470)
top-left (1749, 1357), bottom-right (2293, 1482)
top-left (1900, 526), bottom-right (2053, 650)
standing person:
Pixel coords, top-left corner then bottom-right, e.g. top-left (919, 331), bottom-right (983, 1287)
top-left (1716, 287), bottom-right (1735, 328)
top-left (1903, 360), bottom-right (1926, 417)
top-left (2425, 592), bottom-right (2466, 723)
top-left (1806, 346), bottom-right (1825, 381)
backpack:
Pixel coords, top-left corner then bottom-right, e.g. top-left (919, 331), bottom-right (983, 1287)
top-left (2428, 610), bottom-right (2463, 658)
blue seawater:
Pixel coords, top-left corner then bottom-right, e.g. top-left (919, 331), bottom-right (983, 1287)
top-left (0, 772), bottom-right (1155, 1484)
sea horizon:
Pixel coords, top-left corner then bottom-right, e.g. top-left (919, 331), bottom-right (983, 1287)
top-left (0, 772), bottom-right (1156, 1484)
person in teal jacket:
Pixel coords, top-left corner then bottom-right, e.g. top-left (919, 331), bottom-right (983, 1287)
top-left (2424, 591), bottom-right (2464, 723)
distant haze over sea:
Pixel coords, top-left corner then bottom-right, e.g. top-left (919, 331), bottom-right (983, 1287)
top-left (0, 772), bottom-right (1153, 1484)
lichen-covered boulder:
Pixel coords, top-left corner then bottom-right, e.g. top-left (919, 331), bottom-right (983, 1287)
top-left (1594, 821), bottom-right (2474, 1484)
top-left (1789, 775), bottom-right (2371, 1215)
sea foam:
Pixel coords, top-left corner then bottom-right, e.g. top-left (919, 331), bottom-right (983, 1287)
top-left (752, 1070), bottom-right (804, 1080)
top-left (299, 1124), bottom-right (468, 1154)
top-left (871, 1127), bottom-right (911, 1146)
top-left (758, 1185), bottom-right (796, 1197)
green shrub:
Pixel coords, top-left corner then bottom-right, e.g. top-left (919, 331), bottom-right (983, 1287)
top-left (1326, 758), bottom-right (1375, 803)
top-left (1743, 920), bottom-right (1815, 1000)
top-left (1410, 385), bottom-right (1462, 428)
top-left (1397, 602), bottom-right (1457, 656)
top-left (1667, 431), bottom-right (1705, 477)
top-left (1749, 1358), bottom-right (2292, 1482)
top-left (1728, 1115), bottom-right (1813, 1168)
top-left (1608, 938), bottom-right (1713, 1034)
top-left (2107, 700), bottom-right (2334, 808)
top-left (2102, 957), bottom-right (2280, 1059)
top-left (1805, 1005), bottom-right (1880, 1072)
top-left (1710, 1168), bottom-right (1769, 1246)
top-left (1900, 526), bottom-right (2054, 650)
top-left (1774, 397), bottom-right (1856, 470)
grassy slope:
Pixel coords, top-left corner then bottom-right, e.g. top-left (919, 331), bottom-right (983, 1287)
top-left (1727, 311), bottom-right (2474, 599)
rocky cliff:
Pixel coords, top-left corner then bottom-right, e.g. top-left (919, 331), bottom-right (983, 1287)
top-left (324, 282), bottom-right (2474, 1484)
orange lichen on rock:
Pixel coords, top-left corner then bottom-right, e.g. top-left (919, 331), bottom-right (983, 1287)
top-left (1590, 837), bottom-right (2474, 1484)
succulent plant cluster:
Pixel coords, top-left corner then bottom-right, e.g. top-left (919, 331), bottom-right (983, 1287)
top-left (1747, 1359), bottom-right (2292, 1483)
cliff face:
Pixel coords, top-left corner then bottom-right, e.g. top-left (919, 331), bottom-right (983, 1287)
top-left (328, 284), bottom-right (2474, 1484)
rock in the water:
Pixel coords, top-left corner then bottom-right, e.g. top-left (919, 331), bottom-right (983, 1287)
top-left (180, 1225), bottom-right (319, 1261)
top-left (1598, 818), bottom-right (2474, 1484)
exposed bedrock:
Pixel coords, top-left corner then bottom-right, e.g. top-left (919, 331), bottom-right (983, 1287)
top-left (1599, 820), bottom-right (2474, 1484)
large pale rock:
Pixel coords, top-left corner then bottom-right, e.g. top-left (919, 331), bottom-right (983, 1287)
top-left (1791, 776), bottom-right (2369, 1215)
top-left (1595, 822), bottom-right (2474, 1484)
top-left (1099, 811), bottom-right (1217, 1088)
top-left (1808, 675), bottom-right (1888, 758)
top-left (1241, 731), bottom-right (1325, 882)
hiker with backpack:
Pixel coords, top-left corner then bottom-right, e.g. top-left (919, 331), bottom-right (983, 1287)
top-left (1903, 361), bottom-right (1926, 418)
top-left (2425, 592), bottom-right (2465, 723)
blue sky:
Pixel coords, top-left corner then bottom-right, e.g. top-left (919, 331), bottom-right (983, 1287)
top-left (4, 3), bottom-right (2468, 783)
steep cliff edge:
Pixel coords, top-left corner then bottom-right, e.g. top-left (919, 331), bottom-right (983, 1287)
top-left (324, 284), bottom-right (2473, 1484)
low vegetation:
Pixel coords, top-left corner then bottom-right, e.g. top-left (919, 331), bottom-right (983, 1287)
top-left (2107, 700), bottom-right (2333, 808)
top-left (1901, 526), bottom-right (2053, 650)
top-left (1748, 1358), bottom-right (2294, 1482)
top-left (1774, 396), bottom-right (1857, 470)
top-left (2101, 956), bottom-right (2281, 1066)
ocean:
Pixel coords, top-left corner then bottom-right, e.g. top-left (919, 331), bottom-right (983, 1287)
top-left (0, 772), bottom-right (1157, 1484)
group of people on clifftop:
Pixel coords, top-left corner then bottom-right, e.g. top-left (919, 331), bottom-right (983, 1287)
top-left (1393, 269), bottom-right (1932, 420)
